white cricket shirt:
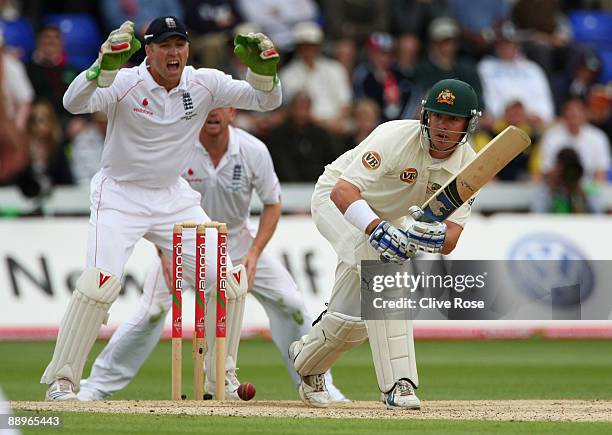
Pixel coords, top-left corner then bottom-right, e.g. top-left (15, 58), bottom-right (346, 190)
top-left (183, 126), bottom-right (281, 251)
top-left (318, 120), bottom-right (477, 227)
top-left (63, 60), bottom-right (281, 188)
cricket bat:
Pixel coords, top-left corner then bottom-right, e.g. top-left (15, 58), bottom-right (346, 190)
top-left (421, 125), bottom-right (531, 222)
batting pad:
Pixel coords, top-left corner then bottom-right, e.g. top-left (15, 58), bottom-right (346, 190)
top-left (292, 312), bottom-right (367, 375)
top-left (366, 319), bottom-right (418, 392)
top-left (205, 265), bottom-right (247, 390)
top-left (41, 268), bottom-right (121, 387)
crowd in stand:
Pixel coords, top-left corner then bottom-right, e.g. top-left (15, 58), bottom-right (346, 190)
top-left (0, 0), bottom-right (611, 214)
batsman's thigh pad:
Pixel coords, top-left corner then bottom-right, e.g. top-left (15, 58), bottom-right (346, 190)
top-left (366, 319), bottom-right (418, 392)
top-left (292, 312), bottom-right (368, 375)
top-left (41, 268), bottom-right (121, 386)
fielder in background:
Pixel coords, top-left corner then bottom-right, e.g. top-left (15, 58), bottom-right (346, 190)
top-left (41, 16), bottom-right (281, 400)
top-left (78, 108), bottom-right (346, 401)
top-left (289, 79), bottom-right (482, 409)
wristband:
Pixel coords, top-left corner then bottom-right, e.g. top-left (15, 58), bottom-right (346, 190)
top-left (344, 199), bottom-right (379, 233)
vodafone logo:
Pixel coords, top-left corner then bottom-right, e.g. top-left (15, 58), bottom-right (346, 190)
top-left (142, 98), bottom-right (149, 106)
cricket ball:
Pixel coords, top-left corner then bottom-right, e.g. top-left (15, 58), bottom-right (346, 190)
top-left (237, 383), bottom-right (256, 401)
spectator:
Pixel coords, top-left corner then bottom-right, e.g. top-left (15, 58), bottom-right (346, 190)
top-left (344, 98), bottom-right (381, 151)
top-left (395, 33), bottom-right (420, 80)
top-left (477, 21), bottom-right (555, 128)
top-left (332, 37), bottom-right (357, 81)
top-left (389, 0), bottom-right (449, 40)
top-left (0, 61), bottom-right (27, 183)
top-left (280, 21), bottom-right (352, 136)
top-left (70, 112), bottom-right (107, 186)
top-left (182, 0), bottom-right (243, 69)
top-left (1, 30), bottom-right (34, 131)
top-left (100, 0), bottom-right (183, 35)
top-left (511, 0), bottom-right (573, 79)
top-left (473, 100), bottom-right (540, 181)
top-left (354, 32), bottom-right (420, 122)
top-left (265, 91), bottom-right (342, 182)
top-left (552, 48), bottom-right (602, 113)
top-left (446, 0), bottom-right (511, 59)
top-left (531, 148), bottom-right (602, 214)
top-left (538, 97), bottom-right (610, 184)
top-left (26, 24), bottom-right (79, 126)
top-left (414, 17), bottom-right (483, 109)
top-left (236, 0), bottom-right (319, 51)
top-left (16, 99), bottom-right (73, 198)
top-left (323, 0), bottom-right (389, 43)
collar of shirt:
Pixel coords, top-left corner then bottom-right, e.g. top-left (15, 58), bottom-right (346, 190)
top-left (199, 126), bottom-right (241, 164)
top-left (426, 142), bottom-right (465, 174)
top-left (138, 59), bottom-right (189, 92)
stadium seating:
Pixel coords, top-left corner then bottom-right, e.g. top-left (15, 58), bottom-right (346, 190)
top-left (42, 13), bottom-right (102, 69)
top-left (569, 11), bottom-right (612, 46)
top-left (0, 18), bottom-right (35, 61)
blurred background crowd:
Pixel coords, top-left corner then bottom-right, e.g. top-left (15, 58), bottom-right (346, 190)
top-left (0, 0), bottom-right (611, 214)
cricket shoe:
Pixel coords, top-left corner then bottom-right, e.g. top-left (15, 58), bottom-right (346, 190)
top-left (45, 378), bottom-right (78, 401)
top-left (288, 342), bottom-right (331, 408)
top-left (204, 370), bottom-right (241, 400)
top-left (382, 379), bottom-right (421, 410)
top-left (77, 379), bottom-right (110, 401)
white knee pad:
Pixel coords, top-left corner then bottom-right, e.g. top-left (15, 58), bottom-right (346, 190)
top-left (292, 312), bottom-right (368, 376)
top-left (204, 264), bottom-right (247, 389)
top-left (41, 268), bottom-right (121, 387)
top-left (366, 319), bottom-right (418, 393)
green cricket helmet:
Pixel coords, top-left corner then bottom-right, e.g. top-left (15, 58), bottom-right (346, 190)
top-left (420, 79), bottom-right (482, 151)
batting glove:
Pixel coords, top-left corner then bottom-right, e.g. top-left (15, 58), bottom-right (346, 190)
top-left (86, 21), bottom-right (141, 87)
top-left (404, 206), bottom-right (447, 254)
top-left (233, 32), bottom-right (279, 91)
top-left (368, 221), bottom-right (413, 264)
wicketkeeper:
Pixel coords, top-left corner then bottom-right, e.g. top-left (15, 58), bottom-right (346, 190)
top-left (41, 16), bottom-right (282, 400)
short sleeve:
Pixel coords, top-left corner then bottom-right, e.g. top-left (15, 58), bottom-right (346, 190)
top-left (251, 143), bottom-right (281, 205)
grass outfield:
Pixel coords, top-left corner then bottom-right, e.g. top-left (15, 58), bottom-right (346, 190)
top-left (2, 338), bottom-right (612, 433)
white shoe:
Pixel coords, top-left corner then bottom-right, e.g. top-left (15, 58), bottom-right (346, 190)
top-left (298, 374), bottom-right (332, 408)
top-left (325, 372), bottom-right (349, 403)
top-left (77, 379), bottom-right (110, 401)
top-left (382, 379), bottom-right (421, 410)
top-left (204, 370), bottom-right (240, 400)
top-left (45, 378), bottom-right (77, 401)
top-left (288, 341), bottom-right (332, 408)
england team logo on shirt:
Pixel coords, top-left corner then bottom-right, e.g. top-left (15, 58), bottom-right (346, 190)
top-left (231, 164), bottom-right (242, 191)
top-left (181, 92), bottom-right (196, 120)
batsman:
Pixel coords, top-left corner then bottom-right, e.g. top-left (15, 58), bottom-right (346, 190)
top-left (41, 17), bottom-right (281, 400)
top-left (289, 79), bottom-right (482, 409)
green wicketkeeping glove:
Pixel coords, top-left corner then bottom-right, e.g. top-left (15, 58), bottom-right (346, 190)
top-left (234, 32), bottom-right (280, 91)
top-left (86, 21), bottom-right (141, 87)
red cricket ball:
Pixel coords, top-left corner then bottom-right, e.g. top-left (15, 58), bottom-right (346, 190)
top-left (237, 383), bottom-right (256, 401)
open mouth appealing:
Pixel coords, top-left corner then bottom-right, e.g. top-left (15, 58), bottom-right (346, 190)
top-left (206, 119), bottom-right (221, 126)
top-left (167, 59), bottom-right (180, 72)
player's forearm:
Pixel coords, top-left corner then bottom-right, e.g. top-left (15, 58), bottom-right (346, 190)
top-left (331, 180), bottom-right (381, 235)
top-left (63, 71), bottom-right (101, 114)
top-left (250, 203), bottom-right (282, 255)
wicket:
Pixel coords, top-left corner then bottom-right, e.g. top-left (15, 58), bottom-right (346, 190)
top-left (172, 221), bottom-right (228, 401)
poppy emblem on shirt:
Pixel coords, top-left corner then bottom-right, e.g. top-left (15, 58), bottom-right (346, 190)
top-left (400, 167), bottom-right (418, 184)
top-left (362, 151), bottom-right (381, 170)
top-left (142, 98), bottom-right (149, 106)
top-left (436, 89), bottom-right (456, 106)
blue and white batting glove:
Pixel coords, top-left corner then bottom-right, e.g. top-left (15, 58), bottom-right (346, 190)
top-left (404, 206), bottom-right (447, 254)
top-left (368, 221), bottom-right (413, 264)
